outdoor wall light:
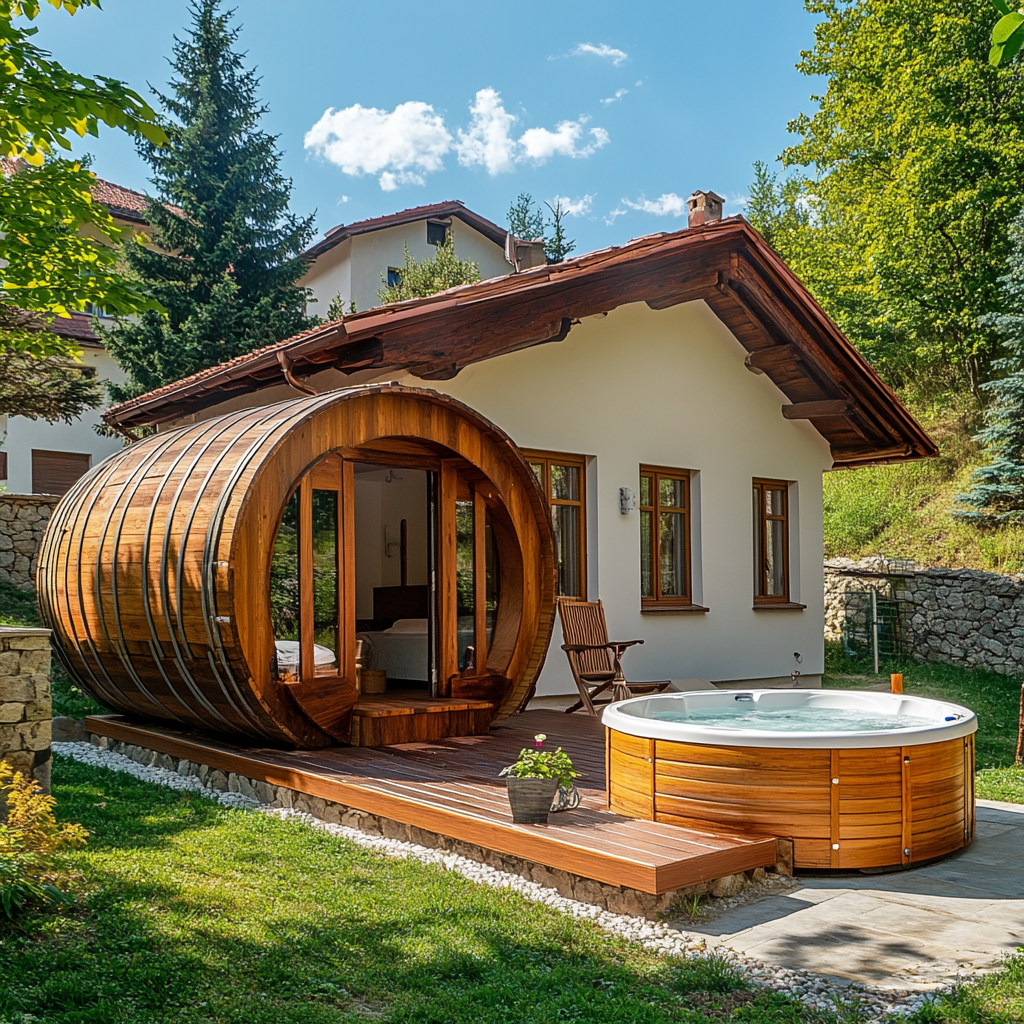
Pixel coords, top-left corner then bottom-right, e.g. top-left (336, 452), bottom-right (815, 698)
top-left (619, 487), bottom-right (636, 515)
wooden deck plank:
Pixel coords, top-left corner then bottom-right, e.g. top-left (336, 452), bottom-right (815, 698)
top-left (82, 710), bottom-right (779, 893)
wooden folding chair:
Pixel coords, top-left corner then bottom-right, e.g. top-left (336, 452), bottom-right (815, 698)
top-left (557, 597), bottom-right (671, 715)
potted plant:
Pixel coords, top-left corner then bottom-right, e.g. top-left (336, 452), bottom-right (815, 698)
top-left (499, 734), bottom-right (581, 824)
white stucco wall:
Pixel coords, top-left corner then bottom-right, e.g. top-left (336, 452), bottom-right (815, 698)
top-left (395, 300), bottom-right (834, 695)
top-left (300, 217), bottom-right (510, 317)
top-left (1, 344), bottom-right (127, 495)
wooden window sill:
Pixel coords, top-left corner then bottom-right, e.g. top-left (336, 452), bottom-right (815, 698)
top-left (641, 604), bottom-right (710, 614)
top-left (752, 602), bottom-right (806, 611)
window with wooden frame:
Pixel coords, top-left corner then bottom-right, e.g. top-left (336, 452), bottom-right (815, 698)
top-left (752, 478), bottom-right (792, 605)
top-left (639, 466), bottom-right (696, 609)
top-left (523, 450), bottom-right (586, 599)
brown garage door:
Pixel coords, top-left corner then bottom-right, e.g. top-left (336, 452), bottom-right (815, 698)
top-left (31, 449), bottom-right (91, 496)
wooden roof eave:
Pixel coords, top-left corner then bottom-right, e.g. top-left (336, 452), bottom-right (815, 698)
top-left (103, 218), bottom-right (936, 468)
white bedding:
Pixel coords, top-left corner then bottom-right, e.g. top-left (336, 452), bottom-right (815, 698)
top-left (357, 618), bottom-right (474, 681)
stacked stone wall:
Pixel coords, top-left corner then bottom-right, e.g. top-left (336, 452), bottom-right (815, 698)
top-left (825, 557), bottom-right (1024, 676)
top-left (0, 627), bottom-right (52, 793)
top-left (0, 495), bottom-right (58, 589)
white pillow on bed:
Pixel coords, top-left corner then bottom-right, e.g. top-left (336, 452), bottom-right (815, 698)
top-left (385, 618), bottom-right (428, 633)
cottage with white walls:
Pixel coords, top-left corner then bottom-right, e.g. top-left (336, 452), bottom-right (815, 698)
top-left (298, 200), bottom-right (513, 317)
top-left (99, 191), bottom-right (936, 699)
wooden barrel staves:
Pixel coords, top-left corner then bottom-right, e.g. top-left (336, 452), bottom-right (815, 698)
top-left (36, 385), bottom-right (557, 747)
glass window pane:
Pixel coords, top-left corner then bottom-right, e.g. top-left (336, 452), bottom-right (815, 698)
top-left (753, 486), bottom-right (763, 597)
top-left (552, 503), bottom-right (580, 597)
top-left (640, 509), bottom-right (653, 598)
top-left (639, 475), bottom-right (652, 508)
top-left (312, 490), bottom-right (339, 673)
top-left (270, 490), bottom-right (300, 680)
top-left (550, 463), bottom-right (580, 502)
top-left (455, 500), bottom-right (475, 671)
top-left (659, 476), bottom-right (685, 509)
top-left (768, 487), bottom-right (785, 517)
top-left (659, 512), bottom-right (687, 597)
top-left (485, 509), bottom-right (500, 651)
top-left (529, 462), bottom-right (544, 488)
top-left (767, 518), bottom-right (786, 595)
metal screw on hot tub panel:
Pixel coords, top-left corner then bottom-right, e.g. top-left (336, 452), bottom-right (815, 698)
top-left (832, 843), bottom-right (840, 850)
top-left (904, 847), bottom-right (911, 856)
top-left (832, 777), bottom-right (839, 785)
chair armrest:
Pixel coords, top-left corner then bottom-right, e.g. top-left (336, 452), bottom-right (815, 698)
top-left (607, 639), bottom-right (644, 650)
top-left (562, 643), bottom-right (617, 653)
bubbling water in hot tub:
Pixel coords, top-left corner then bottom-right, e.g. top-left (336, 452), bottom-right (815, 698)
top-left (648, 705), bottom-right (940, 733)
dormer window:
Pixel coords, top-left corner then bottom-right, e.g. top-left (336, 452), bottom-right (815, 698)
top-left (426, 219), bottom-right (450, 246)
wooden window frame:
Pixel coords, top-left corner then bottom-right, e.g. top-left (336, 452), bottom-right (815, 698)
top-left (523, 449), bottom-right (587, 600)
top-left (639, 465), bottom-right (705, 612)
top-left (752, 477), bottom-right (800, 608)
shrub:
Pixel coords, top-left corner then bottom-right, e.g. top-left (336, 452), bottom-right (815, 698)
top-left (0, 761), bottom-right (88, 919)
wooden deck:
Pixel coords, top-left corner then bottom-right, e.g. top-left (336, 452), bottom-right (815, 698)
top-left (83, 709), bottom-right (781, 895)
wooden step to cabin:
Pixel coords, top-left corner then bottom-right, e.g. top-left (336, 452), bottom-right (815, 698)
top-left (351, 692), bottom-right (495, 746)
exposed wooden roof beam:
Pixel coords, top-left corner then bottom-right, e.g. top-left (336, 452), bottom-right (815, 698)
top-left (744, 343), bottom-right (800, 375)
top-left (782, 400), bottom-right (857, 419)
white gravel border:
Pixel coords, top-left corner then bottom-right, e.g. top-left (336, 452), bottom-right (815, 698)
top-left (54, 740), bottom-right (954, 1019)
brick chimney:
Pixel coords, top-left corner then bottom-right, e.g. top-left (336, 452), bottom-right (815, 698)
top-left (687, 190), bottom-right (725, 228)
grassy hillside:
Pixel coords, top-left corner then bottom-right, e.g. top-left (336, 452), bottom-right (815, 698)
top-left (824, 406), bottom-right (1024, 572)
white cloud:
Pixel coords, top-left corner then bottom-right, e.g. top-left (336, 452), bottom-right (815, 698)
top-left (551, 194), bottom-right (594, 217)
top-left (604, 206), bottom-right (628, 226)
top-left (572, 42), bottom-right (629, 67)
top-left (455, 88), bottom-right (518, 175)
top-left (520, 121), bottom-right (609, 163)
top-left (308, 89), bottom-right (610, 189)
top-left (337, 195), bottom-right (350, 204)
top-left (601, 88), bottom-right (628, 105)
top-left (304, 101), bottom-right (452, 191)
top-left (622, 192), bottom-right (689, 217)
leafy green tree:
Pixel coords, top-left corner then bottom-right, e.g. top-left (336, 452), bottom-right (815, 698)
top-left (777, 0), bottom-right (1024, 400)
top-left (103, 0), bottom-right (316, 399)
top-left (508, 193), bottom-right (545, 241)
top-left (0, 0), bottom-right (166, 419)
top-left (954, 218), bottom-right (1024, 521)
top-left (990, 0), bottom-right (1024, 65)
top-left (0, 306), bottom-right (102, 421)
top-left (376, 232), bottom-right (479, 304)
top-left (0, 0), bottom-right (165, 166)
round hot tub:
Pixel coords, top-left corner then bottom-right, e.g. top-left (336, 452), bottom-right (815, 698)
top-left (603, 689), bottom-right (977, 870)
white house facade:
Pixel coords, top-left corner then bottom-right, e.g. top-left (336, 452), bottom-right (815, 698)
top-left (101, 198), bottom-right (936, 697)
top-left (299, 201), bottom-right (511, 317)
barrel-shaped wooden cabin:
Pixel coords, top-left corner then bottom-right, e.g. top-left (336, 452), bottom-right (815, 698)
top-left (37, 385), bottom-right (557, 747)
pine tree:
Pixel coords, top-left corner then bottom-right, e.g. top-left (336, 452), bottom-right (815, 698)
top-left (954, 216), bottom-right (1024, 523)
top-left (543, 199), bottom-right (575, 265)
top-left (103, 0), bottom-right (316, 398)
top-left (508, 193), bottom-right (545, 241)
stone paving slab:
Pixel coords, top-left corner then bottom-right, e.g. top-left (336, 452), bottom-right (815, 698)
top-left (683, 800), bottom-right (1024, 989)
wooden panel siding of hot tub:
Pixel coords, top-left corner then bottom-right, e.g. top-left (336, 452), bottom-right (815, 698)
top-left (908, 737), bottom-right (974, 862)
top-left (650, 741), bottom-right (833, 868)
top-left (605, 731), bottom-right (975, 870)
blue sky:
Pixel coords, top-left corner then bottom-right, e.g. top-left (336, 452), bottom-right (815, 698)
top-left (38, 0), bottom-right (820, 257)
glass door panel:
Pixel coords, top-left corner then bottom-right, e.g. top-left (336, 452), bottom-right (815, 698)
top-left (270, 490), bottom-right (301, 681)
top-left (312, 488), bottom-right (340, 674)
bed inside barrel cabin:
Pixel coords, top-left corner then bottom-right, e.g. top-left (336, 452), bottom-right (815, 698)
top-left (37, 385), bottom-right (557, 749)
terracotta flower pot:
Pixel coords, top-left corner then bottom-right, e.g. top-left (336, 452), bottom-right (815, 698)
top-left (505, 776), bottom-right (560, 824)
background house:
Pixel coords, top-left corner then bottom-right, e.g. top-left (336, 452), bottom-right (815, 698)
top-left (0, 179), bottom-right (147, 496)
top-left (102, 195), bottom-right (935, 697)
top-left (299, 201), bottom-right (511, 316)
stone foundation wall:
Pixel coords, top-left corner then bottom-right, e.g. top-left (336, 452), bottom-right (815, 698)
top-left (0, 627), bottom-right (52, 792)
top-left (826, 557), bottom-right (1024, 676)
top-left (88, 732), bottom-right (786, 919)
top-left (0, 495), bottom-right (58, 589)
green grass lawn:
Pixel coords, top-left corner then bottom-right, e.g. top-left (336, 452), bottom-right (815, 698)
top-left (2, 756), bottom-right (1021, 1023)
top-left (0, 756), bottom-right (847, 1024)
top-left (823, 647), bottom-right (1023, 804)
